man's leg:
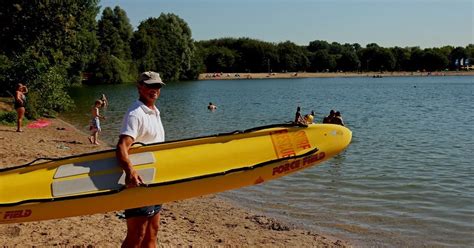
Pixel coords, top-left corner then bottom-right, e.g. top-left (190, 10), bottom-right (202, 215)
top-left (122, 216), bottom-right (149, 248)
top-left (142, 213), bottom-right (160, 248)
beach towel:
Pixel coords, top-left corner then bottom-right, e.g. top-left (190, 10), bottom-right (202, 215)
top-left (27, 119), bottom-right (52, 128)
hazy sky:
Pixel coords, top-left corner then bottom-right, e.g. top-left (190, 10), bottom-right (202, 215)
top-left (100, 0), bottom-right (473, 48)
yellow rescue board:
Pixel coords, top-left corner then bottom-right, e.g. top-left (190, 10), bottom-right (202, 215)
top-left (0, 123), bottom-right (351, 224)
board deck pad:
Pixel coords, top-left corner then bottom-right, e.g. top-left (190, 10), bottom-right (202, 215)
top-left (51, 168), bottom-right (155, 197)
top-left (54, 152), bottom-right (155, 179)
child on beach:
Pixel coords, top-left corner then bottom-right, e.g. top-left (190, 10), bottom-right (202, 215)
top-left (88, 100), bottom-right (106, 145)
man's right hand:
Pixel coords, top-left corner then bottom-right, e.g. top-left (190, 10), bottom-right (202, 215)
top-left (125, 168), bottom-right (144, 188)
top-left (117, 135), bottom-right (144, 188)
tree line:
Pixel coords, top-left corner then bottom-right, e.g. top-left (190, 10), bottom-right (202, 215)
top-left (1, 1), bottom-right (473, 117)
top-left (198, 39), bottom-right (473, 74)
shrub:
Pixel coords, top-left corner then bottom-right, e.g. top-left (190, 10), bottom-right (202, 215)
top-left (27, 65), bottom-right (74, 119)
top-left (0, 111), bottom-right (18, 125)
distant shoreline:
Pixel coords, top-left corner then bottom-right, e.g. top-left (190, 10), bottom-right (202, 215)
top-left (199, 70), bottom-right (474, 80)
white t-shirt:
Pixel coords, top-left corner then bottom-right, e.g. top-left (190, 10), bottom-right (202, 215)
top-left (120, 100), bottom-right (165, 144)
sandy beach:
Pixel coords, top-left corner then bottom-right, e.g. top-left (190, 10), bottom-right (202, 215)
top-left (199, 70), bottom-right (474, 80)
top-left (0, 116), bottom-right (349, 247)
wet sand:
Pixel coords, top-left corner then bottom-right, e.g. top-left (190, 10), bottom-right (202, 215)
top-left (0, 117), bottom-right (349, 247)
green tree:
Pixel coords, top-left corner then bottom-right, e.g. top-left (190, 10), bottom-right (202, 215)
top-left (204, 46), bottom-right (236, 72)
top-left (307, 40), bottom-right (330, 52)
top-left (422, 48), bottom-right (449, 71)
top-left (466, 44), bottom-right (474, 58)
top-left (466, 44), bottom-right (474, 67)
top-left (198, 38), bottom-right (279, 73)
top-left (0, 54), bottom-right (13, 89)
top-left (391, 47), bottom-right (411, 71)
top-left (131, 14), bottom-right (195, 82)
top-left (181, 43), bottom-right (205, 80)
top-left (97, 7), bottom-right (131, 58)
top-left (336, 50), bottom-right (360, 71)
top-left (245, 40), bottom-right (279, 72)
top-left (409, 47), bottom-right (424, 71)
top-left (329, 42), bottom-right (344, 55)
top-left (438, 46), bottom-right (454, 58)
top-left (359, 44), bottom-right (395, 71)
top-left (277, 41), bottom-right (309, 72)
top-left (351, 43), bottom-right (362, 53)
top-left (92, 6), bottom-right (135, 84)
top-left (27, 66), bottom-right (74, 118)
top-left (0, 0), bottom-right (99, 115)
top-left (309, 50), bottom-right (336, 72)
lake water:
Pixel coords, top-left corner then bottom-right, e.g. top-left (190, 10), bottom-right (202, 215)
top-left (62, 76), bottom-right (474, 247)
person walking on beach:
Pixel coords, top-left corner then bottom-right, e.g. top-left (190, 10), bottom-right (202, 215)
top-left (116, 71), bottom-right (165, 247)
top-left (88, 100), bottom-right (106, 145)
top-left (14, 83), bottom-right (28, 132)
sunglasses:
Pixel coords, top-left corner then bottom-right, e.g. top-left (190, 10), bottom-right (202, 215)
top-left (141, 83), bottom-right (162, 89)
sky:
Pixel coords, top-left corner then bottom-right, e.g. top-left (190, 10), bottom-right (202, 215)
top-left (100, 0), bottom-right (473, 48)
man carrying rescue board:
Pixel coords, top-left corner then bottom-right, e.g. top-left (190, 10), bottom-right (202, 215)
top-left (116, 71), bottom-right (166, 247)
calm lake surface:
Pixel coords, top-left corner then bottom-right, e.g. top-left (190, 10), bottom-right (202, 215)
top-left (62, 76), bottom-right (474, 247)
